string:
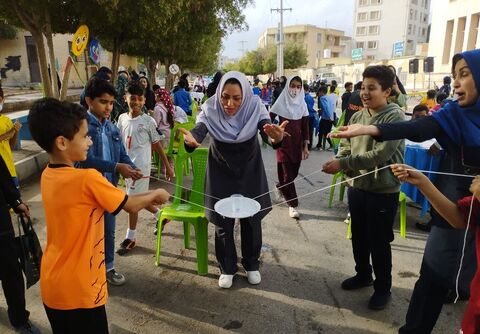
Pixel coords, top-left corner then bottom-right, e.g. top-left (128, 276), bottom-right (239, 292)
top-left (406, 169), bottom-right (474, 179)
top-left (454, 195), bottom-right (475, 304)
top-left (169, 194), bottom-right (217, 213)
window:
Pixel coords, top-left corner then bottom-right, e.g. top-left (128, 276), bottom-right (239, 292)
top-left (370, 0), bottom-right (382, 4)
top-left (357, 12), bottom-right (368, 21)
top-left (367, 55), bottom-right (375, 60)
top-left (425, 0), bottom-right (429, 9)
top-left (317, 33), bottom-right (322, 43)
top-left (369, 25), bottom-right (380, 35)
top-left (370, 10), bottom-right (381, 20)
top-left (356, 26), bottom-right (367, 36)
top-left (409, 9), bottom-right (414, 20)
top-left (414, 10), bottom-right (418, 20)
top-left (367, 41), bottom-right (378, 49)
top-left (359, 0), bottom-right (368, 6)
top-left (356, 41), bottom-right (365, 48)
top-left (423, 14), bottom-right (428, 23)
top-left (408, 24), bottom-right (412, 34)
top-left (467, 13), bottom-right (480, 50)
top-left (443, 19), bottom-right (454, 64)
top-left (411, 0), bottom-right (418, 4)
top-left (422, 28), bottom-right (426, 36)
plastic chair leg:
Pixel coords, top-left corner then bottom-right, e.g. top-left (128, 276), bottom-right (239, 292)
top-left (194, 221), bottom-right (209, 275)
top-left (339, 183), bottom-right (346, 202)
top-left (183, 221), bottom-right (190, 249)
top-left (328, 172), bottom-right (341, 208)
top-left (347, 217), bottom-right (352, 239)
top-left (155, 215), bottom-right (163, 266)
top-left (399, 193), bottom-right (407, 238)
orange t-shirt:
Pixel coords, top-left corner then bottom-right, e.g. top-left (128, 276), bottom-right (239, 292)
top-left (40, 165), bottom-right (127, 310)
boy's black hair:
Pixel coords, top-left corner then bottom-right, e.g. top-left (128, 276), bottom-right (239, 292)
top-left (426, 89), bottom-right (437, 99)
top-left (345, 82), bottom-right (353, 89)
top-left (303, 83), bottom-right (310, 91)
top-left (362, 65), bottom-right (395, 91)
top-left (127, 82), bottom-right (145, 96)
top-left (85, 78), bottom-right (117, 100)
top-left (317, 86), bottom-right (328, 95)
top-left (436, 92), bottom-right (448, 103)
top-left (152, 84), bottom-right (160, 91)
top-left (354, 81), bottom-right (362, 90)
top-left (330, 84), bottom-right (337, 93)
top-left (413, 104), bottom-right (430, 114)
top-left (178, 78), bottom-right (188, 89)
top-left (97, 66), bottom-right (112, 75)
top-left (331, 80), bottom-right (337, 85)
top-left (28, 98), bottom-right (87, 153)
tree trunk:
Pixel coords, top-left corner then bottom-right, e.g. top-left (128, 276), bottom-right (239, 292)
top-left (44, 11), bottom-right (59, 98)
top-left (110, 38), bottom-right (121, 84)
top-left (165, 58), bottom-right (175, 90)
top-left (33, 32), bottom-right (53, 98)
top-left (84, 49), bottom-right (90, 81)
top-left (147, 58), bottom-right (157, 85)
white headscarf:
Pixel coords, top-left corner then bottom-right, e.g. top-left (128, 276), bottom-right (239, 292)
top-left (196, 71), bottom-right (270, 143)
top-left (270, 76), bottom-right (308, 120)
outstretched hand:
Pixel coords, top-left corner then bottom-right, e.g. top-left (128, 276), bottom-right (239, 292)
top-left (390, 164), bottom-right (428, 186)
top-left (470, 176), bottom-right (480, 200)
top-left (263, 120), bottom-right (289, 144)
top-left (178, 128), bottom-right (200, 148)
top-left (328, 124), bottom-right (379, 139)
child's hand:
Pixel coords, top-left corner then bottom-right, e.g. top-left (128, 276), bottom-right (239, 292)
top-left (322, 160), bottom-right (341, 174)
top-left (391, 164), bottom-right (428, 186)
top-left (14, 120), bottom-right (22, 132)
top-left (302, 145), bottom-right (309, 160)
top-left (165, 164), bottom-right (174, 181)
top-left (151, 189), bottom-right (170, 205)
top-left (178, 128), bottom-right (200, 148)
top-left (470, 176), bottom-right (480, 200)
top-left (117, 163), bottom-right (143, 180)
top-left (263, 120), bottom-right (289, 144)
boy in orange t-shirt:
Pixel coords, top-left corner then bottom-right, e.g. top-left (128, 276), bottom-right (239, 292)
top-left (28, 98), bottom-right (170, 333)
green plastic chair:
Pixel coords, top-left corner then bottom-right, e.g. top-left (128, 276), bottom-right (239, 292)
top-left (331, 110), bottom-right (346, 154)
top-left (346, 192), bottom-right (407, 239)
top-left (190, 101), bottom-right (199, 121)
top-left (165, 122), bottom-right (196, 176)
top-left (328, 171), bottom-right (346, 208)
top-left (155, 148), bottom-right (209, 275)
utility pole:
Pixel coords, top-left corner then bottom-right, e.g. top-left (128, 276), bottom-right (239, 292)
top-left (239, 40), bottom-right (248, 56)
top-left (271, 0), bottom-right (292, 78)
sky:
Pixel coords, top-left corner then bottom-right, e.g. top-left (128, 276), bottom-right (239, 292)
top-left (221, 0), bottom-right (355, 59)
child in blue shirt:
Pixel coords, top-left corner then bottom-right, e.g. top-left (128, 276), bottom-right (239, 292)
top-left (173, 79), bottom-right (192, 115)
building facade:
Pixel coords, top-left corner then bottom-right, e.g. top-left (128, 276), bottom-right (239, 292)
top-left (257, 24), bottom-right (349, 68)
top-left (428, 0), bottom-right (480, 74)
top-left (353, 0), bottom-right (431, 61)
top-left (0, 30), bottom-right (137, 87)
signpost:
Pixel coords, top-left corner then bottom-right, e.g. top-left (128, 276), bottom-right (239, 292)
top-left (89, 39), bottom-right (100, 64)
top-left (351, 48), bottom-right (363, 61)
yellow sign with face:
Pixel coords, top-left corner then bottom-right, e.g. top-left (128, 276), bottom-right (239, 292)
top-left (71, 25), bottom-right (89, 57)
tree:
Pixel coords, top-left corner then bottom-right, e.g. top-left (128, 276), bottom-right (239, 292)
top-left (0, 19), bottom-right (17, 39)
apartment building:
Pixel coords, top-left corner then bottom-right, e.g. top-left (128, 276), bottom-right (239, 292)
top-left (428, 0), bottom-right (480, 74)
top-left (257, 24), bottom-right (349, 68)
top-left (353, 0), bottom-right (431, 60)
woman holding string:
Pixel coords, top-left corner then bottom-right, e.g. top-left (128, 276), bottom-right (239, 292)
top-left (180, 71), bottom-right (287, 289)
top-left (330, 49), bottom-right (480, 334)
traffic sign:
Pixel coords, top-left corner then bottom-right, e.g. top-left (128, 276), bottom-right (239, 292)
top-left (351, 48), bottom-right (363, 61)
top-left (393, 41), bottom-right (404, 57)
top-left (169, 64), bottom-right (180, 75)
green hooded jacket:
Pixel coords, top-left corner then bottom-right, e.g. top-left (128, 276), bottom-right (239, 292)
top-left (337, 103), bottom-right (405, 193)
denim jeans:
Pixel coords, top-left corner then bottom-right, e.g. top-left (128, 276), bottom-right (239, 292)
top-left (104, 212), bottom-right (116, 272)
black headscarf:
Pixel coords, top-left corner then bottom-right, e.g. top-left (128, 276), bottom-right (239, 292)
top-left (206, 71), bottom-right (223, 98)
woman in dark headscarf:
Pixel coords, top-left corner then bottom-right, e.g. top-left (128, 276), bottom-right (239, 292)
top-left (387, 65), bottom-right (407, 108)
top-left (138, 76), bottom-right (156, 112)
top-left (206, 71), bottom-right (223, 98)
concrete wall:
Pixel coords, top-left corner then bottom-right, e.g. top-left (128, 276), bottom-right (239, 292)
top-left (0, 31), bottom-right (138, 88)
top-left (428, 0), bottom-right (480, 74)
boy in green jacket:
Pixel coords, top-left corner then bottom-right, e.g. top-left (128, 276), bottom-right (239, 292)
top-left (322, 65), bottom-right (405, 310)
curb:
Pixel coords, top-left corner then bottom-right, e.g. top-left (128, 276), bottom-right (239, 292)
top-left (15, 151), bottom-right (48, 182)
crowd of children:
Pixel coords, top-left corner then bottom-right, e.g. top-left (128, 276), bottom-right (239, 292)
top-left (1, 43), bottom-right (479, 333)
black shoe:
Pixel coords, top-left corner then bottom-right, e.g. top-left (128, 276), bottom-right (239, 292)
top-left (415, 222), bottom-right (431, 232)
top-left (341, 275), bottom-right (373, 290)
top-left (14, 321), bottom-right (41, 334)
top-left (368, 291), bottom-right (391, 310)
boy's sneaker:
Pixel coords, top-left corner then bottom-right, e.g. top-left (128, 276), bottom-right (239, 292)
top-left (116, 238), bottom-right (136, 256)
top-left (341, 274), bottom-right (373, 290)
top-left (368, 291), bottom-right (392, 310)
top-left (273, 187), bottom-right (283, 203)
top-left (14, 321), bottom-right (41, 334)
top-left (289, 207), bottom-right (300, 219)
top-left (106, 269), bottom-right (126, 286)
top-left (246, 271), bottom-right (261, 285)
top-left (218, 274), bottom-right (234, 289)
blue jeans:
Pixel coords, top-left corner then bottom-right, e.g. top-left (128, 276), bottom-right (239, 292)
top-left (104, 212), bottom-right (116, 271)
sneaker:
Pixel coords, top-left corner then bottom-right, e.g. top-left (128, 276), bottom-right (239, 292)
top-left (218, 274), bottom-right (234, 289)
top-left (415, 222), bottom-right (431, 232)
top-left (368, 291), bottom-right (392, 310)
top-left (116, 238), bottom-right (136, 256)
top-left (289, 207), bottom-right (300, 219)
top-left (273, 186), bottom-right (284, 202)
top-left (341, 275), bottom-right (373, 290)
top-left (14, 321), bottom-right (41, 334)
top-left (246, 271), bottom-right (261, 285)
top-left (106, 269), bottom-right (126, 286)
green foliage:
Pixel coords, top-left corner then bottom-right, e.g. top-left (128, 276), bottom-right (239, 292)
top-left (0, 19), bottom-right (17, 39)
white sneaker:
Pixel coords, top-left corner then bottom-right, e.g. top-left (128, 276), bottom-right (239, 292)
top-left (289, 207), bottom-right (300, 219)
top-left (273, 186), bottom-right (284, 203)
top-left (218, 274), bottom-right (234, 288)
top-left (246, 271), bottom-right (261, 285)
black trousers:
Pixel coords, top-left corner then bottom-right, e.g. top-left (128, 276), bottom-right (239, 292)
top-left (277, 161), bottom-right (301, 208)
top-left (308, 116), bottom-right (315, 150)
top-left (214, 218), bottom-right (262, 275)
top-left (348, 188), bottom-right (399, 293)
top-left (0, 235), bottom-right (29, 328)
top-left (317, 119), bottom-right (333, 149)
top-left (44, 304), bottom-right (109, 334)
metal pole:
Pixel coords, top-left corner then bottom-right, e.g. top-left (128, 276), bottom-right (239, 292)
top-left (279, 0), bottom-right (284, 77)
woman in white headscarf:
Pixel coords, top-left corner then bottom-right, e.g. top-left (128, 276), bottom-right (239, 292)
top-left (270, 76), bottom-right (310, 219)
top-left (180, 71), bottom-right (288, 289)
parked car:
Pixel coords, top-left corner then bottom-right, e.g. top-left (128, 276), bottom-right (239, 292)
top-left (317, 72), bottom-right (341, 85)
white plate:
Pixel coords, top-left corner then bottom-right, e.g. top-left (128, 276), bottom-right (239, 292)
top-left (214, 194), bottom-right (261, 219)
